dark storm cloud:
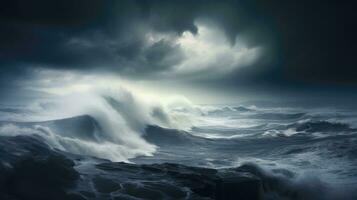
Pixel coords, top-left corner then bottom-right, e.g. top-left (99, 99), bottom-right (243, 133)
top-left (0, 0), bottom-right (356, 91)
top-left (198, 0), bottom-right (357, 87)
top-left (0, 0), bottom-right (272, 78)
top-left (252, 0), bottom-right (357, 84)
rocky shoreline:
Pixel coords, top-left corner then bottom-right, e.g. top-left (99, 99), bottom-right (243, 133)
top-left (0, 135), bottom-right (347, 200)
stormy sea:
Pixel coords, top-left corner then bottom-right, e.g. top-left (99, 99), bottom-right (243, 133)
top-left (0, 91), bottom-right (356, 200)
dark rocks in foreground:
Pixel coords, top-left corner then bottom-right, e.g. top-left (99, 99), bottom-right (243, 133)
top-left (0, 136), bottom-right (80, 200)
top-left (93, 162), bottom-right (263, 200)
top-left (1, 135), bottom-right (339, 200)
top-left (0, 136), bottom-right (265, 200)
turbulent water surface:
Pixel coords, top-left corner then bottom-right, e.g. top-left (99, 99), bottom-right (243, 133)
top-left (1, 93), bottom-right (357, 199)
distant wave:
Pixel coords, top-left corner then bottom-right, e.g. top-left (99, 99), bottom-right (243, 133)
top-left (263, 120), bottom-right (356, 138)
top-left (248, 112), bottom-right (306, 120)
top-left (205, 106), bottom-right (236, 114)
top-left (290, 120), bottom-right (355, 133)
top-left (234, 106), bottom-right (256, 112)
top-left (205, 105), bottom-right (255, 114)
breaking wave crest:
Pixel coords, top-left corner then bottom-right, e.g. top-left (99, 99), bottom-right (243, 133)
top-left (0, 89), bottom-right (197, 162)
top-left (263, 119), bottom-right (356, 138)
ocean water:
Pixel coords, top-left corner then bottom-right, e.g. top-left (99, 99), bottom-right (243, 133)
top-left (1, 91), bottom-right (357, 199)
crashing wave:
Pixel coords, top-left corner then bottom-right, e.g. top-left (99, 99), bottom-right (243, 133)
top-left (0, 88), bottom-right (202, 162)
top-left (0, 117), bottom-right (154, 162)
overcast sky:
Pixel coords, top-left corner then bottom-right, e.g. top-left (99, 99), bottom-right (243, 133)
top-left (1, 0), bottom-right (357, 103)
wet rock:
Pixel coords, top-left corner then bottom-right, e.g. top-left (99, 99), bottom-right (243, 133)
top-left (93, 176), bottom-right (121, 193)
top-left (8, 156), bottom-right (78, 199)
top-left (123, 183), bottom-right (164, 199)
top-left (96, 162), bottom-right (263, 200)
top-left (0, 136), bottom-right (79, 200)
top-left (216, 173), bottom-right (263, 200)
top-left (0, 136), bottom-right (265, 200)
top-left (79, 191), bottom-right (96, 198)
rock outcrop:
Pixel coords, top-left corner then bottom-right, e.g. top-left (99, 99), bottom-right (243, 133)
top-left (0, 135), bottom-right (264, 200)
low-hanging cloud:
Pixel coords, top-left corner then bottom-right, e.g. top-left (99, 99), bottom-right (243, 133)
top-left (0, 0), bottom-right (274, 83)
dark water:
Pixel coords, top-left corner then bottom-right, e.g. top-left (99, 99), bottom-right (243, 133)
top-left (1, 98), bottom-right (357, 199)
top-left (137, 105), bottom-right (357, 185)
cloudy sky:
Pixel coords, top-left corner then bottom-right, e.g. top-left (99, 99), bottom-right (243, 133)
top-left (1, 0), bottom-right (357, 103)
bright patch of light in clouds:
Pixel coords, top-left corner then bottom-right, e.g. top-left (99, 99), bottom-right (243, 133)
top-left (20, 22), bottom-right (265, 104)
top-left (174, 22), bottom-right (261, 77)
top-left (146, 21), bottom-right (262, 79)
